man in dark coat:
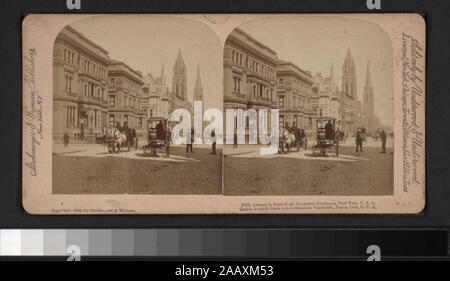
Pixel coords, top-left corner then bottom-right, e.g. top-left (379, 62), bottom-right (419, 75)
top-left (356, 131), bottom-right (363, 152)
top-left (186, 128), bottom-right (194, 153)
top-left (325, 121), bottom-right (333, 140)
top-left (131, 128), bottom-right (136, 147)
top-left (63, 131), bottom-right (69, 147)
top-left (380, 129), bottom-right (387, 153)
top-left (211, 129), bottom-right (216, 154)
top-left (156, 121), bottom-right (164, 139)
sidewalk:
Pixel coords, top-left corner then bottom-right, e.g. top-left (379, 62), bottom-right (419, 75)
top-left (53, 143), bottom-right (105, 155)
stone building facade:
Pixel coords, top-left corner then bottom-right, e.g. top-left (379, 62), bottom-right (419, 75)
top-left (142, 66), bottom-right (171, 120)
top-left (107, 60), bottom-right (146, 133)
top-left (223, 28), bottom-right (278, 136)
top-left (276, 60), bottom-right (315, 130)
top-left (311, 63), bottom-right (341, 127)
top-left (53, 26), bottom-right (110, 143)
top-left (140, 50), bottom-right (194, 125)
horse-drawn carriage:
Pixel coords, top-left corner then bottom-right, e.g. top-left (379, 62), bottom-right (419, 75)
top-left (312, 117), bottom-right (339, 157)
top-left (104, 126), bottom-right (131, 153)
top-left (143, 117), bottom-right (170, 157)
top-left (279, 126), bottom-right (306, 153)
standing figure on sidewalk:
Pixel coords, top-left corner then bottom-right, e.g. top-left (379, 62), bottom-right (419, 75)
top-left (356, 131), bottom-right (363, 152)
top-left (211, 129), bottom-right (216, 154)
top-left (63, 131), bottom-right (69, 147)
top-left (380, 129), bottom-right (387, 153)
top-left (186, 128), bottom-right (194, 153)
top-left (233, 131), bottom-right (238, 149)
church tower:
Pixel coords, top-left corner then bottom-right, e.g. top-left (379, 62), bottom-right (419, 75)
top-left (193, 65), bottom-right (204, 102)
top-left (172, 49), bottom-right (187, 101)
top-left (160, 64), bottom-right (166, 86)
top-left (342, 48), bottom-right (357, 99)
top-left (363, 61), bottom-right (376, 131)
top-left (330, 62), bottom-right (335, 90)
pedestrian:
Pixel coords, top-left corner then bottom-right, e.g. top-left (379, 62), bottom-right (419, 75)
top-left (356, 130), bottom-right (363, 152)
top-left (131, 128), bottom-right (136, 148)
top-left (380, 129), bottom-right (387, 153)
top-left (186, 128), bottom-right (194, 153)
top-left (233, 131), bottom-right (238, 149)
top-left (63, 131), bottom-right (69, 147)
top-left (211, 128), bottom-right (216, 154)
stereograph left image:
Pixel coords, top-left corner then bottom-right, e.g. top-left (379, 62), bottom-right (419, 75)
top-left (51, 15), bottom-right (223, 195)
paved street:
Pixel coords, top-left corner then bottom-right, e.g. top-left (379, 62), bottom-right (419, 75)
top-left (53, 143), bottom-right (222, 194)
top-left (53, 137), bottom-right (393, 196)
top-left (223, 138), bottom-right (394, 196)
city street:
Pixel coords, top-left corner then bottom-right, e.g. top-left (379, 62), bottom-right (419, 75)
top-left (223, 138), bottom-right (394, 196)
top-left (53, 143), bottom-right (222, 194)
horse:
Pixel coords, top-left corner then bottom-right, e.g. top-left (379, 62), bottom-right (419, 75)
top-left (279, 127), bottom-right (296, 153)
top-left (105, 127), bottom-right (127, 153)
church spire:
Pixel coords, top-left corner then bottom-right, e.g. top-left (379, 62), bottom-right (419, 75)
top-left (160, 64), bottom-right (166, 85)
top-left (363, 60), bottom-right (375, 131)
top-left (176, 48), bottom-right (183, 63)
top-left (365, 60), bottom-right (372, 87)
top-left (172, 48), bottom-right (187, 100)
top-left (330, 61), bottom-right (335, 86)
top-left (193, 64), bottom-right (204, 101)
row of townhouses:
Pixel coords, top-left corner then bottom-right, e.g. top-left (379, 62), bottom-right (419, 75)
top-left (53, 26), bottom-right (197, 143)
top-left (53, 26), bottom-right (379, 143)
top-left (224, 28), bottom-right (379, 136)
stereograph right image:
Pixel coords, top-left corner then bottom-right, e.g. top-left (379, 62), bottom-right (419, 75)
top-left (223, 16), bottom-right (394, 196)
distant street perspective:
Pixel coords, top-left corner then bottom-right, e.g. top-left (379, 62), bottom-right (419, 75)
top-left (222, 17), bottom-right (394, 196)
top-left (51, 17), bottom-right (223, 195)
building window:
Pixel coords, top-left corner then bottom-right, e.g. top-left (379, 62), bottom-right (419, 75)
top-left (279, 115), bottom-right (284, 128)
top-left (90, 83), bottom-right (94, 97)
top-left (139, 118), bottom-right (143, 129)
top-left (279, 79), bottom-right (284, 87)
top-left (279, 96), bottom-right (285, 108)
top-left (66, 106), bottom-right (76, 126)
top-left (109, 96), bottom-right (115, 108)
top-left (109, 115), bottom-right (115, 127)
top-left (319, 109), bottom-right (323, 117)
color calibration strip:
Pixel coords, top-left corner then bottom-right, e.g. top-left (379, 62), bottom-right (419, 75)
top-left (0, 229), bottom-right (447, 259)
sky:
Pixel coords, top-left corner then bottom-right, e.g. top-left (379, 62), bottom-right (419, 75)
top-left (68, 15), bottom-right (393, 126)
top-left (238, 15), bottom-right (394, 126)
top-left (71, 15), bottom-right (222, 110)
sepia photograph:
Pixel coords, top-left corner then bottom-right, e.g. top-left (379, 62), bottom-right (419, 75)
top-left (50, 15), bottom-right (223, 195)
top-left (22, 14), bottom-right (425, 214)
top-left (222, 16), bottom-right (394, 196)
